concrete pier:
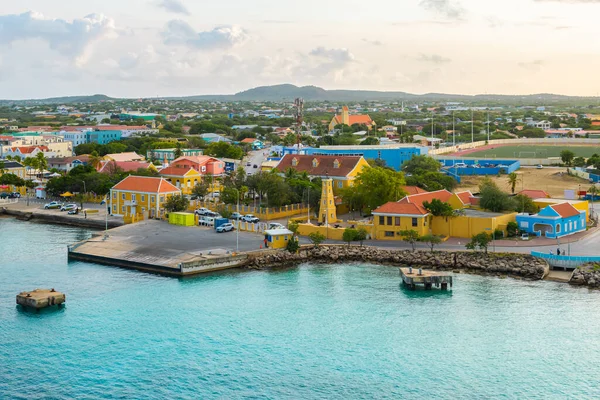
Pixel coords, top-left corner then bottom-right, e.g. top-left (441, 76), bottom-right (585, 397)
top-left (17, 289), bottom-right (65, 309)
top-left (400, 267), bottom-right (453, 290)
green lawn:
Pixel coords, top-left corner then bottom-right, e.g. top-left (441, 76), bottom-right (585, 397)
top-left (466, 145), bottom-right (600, 159)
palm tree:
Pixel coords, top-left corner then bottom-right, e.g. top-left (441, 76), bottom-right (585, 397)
top-left (5, 155), bottom-right (12, 161)
top-left (88, 151), bottom-right (103, 170)
top-left (507, 172), bottom-right (519, 194)
top-left (35, 152), bottom-right (48, 179)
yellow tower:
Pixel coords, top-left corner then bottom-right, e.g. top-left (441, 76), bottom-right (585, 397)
top-left (318, 178), bottom-right (337, 224)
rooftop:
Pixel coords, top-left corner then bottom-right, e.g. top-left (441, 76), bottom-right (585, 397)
top-left (112, 176), bottom-right (180, 193)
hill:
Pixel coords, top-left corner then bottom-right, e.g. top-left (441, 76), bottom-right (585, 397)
top-left (0, 94), bottom-right (114, 105)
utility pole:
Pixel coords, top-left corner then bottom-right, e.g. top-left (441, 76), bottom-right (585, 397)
top-left (452, 110), bottom-right (455, 147)
top-left (471, 108), bottom-right (474, 143)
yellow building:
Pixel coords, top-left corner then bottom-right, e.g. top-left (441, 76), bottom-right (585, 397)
top-left (265, 229), bottom-right (294, 249)
top-left (372, 202), bottom-right (430, 239)
top-left (275, 154), bottom-right (369, 195)
top-left (159, 166), bottom-right (202, 195)
top-left (328, 106), bottom-right (375, 132)
top-left (0, 159), bottom-right (27, 195)
top-left (109, 176), bottom-right (181, 223)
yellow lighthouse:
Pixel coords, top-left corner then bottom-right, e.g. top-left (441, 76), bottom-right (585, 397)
top-left (318, 178), bottom-right (337, 224)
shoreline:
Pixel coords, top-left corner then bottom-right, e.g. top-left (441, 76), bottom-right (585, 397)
top-left (0, 208), bottom-right (123, 230)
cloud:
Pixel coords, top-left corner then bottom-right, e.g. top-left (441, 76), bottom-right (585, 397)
top-left (534, 0), bottom-right (600, 2)
top-left (162, 21), bottom-right (249, 50)
top-left (518, 60), bottom-right (544, 70)
top-left (419, 0), bottom-right (466, 20)
top-left (418, 54), bottom-right (452, 64)
top-left (156, 0), bottom-right (190, 16)
top-left (309, 47), bottom-right (355, 63)
top-left (0, 11), bottom-right (116, 65)
top-left (362, 38), bottom-right (383, 46)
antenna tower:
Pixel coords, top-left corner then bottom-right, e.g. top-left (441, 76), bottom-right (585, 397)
top-left (294, 97), bottom-right (304, 148)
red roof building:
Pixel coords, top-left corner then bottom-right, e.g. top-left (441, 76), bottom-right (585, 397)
top-left (517, 189), bottom-right (551, 199)
top-left (329, 106), bottom-right (375, 131)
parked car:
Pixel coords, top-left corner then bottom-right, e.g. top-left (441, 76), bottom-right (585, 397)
top-left (253, 164), bottom-right (258, 168)
top-left (216, 223), bottom-right (235, 233)
top-left (242, 214), bottom-right (259, 223)
top-left (453, 162), bottom-right (468, 168)
top-left (10, 192), bottom-right (21, 198)
top-left (246, 162), bottom-right (251, 166)
top-left (44, 201), bottom-right (62, 209)
top-left (195, 207), bottom-right (210, 216)
top-left (60, 204), bottom-right (78, 212)
top-left (67, 208), bottom-right (79, 215)
top-left (268, 222), bottom-right (285, 230)
top-left (0, 193), bottom-right (10, 199)
top-left (207, 191), bottom-right (220, 198)
top-left (205, 211), bottom-right (220, 218)
top-left (230, 212), bottom-right (244, 220)
top-left (536, 164), bottom-right (543, 169)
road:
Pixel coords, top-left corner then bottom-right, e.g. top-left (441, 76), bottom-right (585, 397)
top-left (243, 147), bottom-right (270, 176)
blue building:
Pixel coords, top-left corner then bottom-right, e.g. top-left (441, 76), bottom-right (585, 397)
top-left (516, 203), bottom-right (586, 239)
top-left (87, 130), bottom-right (122, 145)
top-left (304, 144), bottom-right (428, 171)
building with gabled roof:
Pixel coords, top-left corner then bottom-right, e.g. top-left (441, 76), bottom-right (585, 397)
top-left (170, 155), bottom-right (225, 176)
top-left (517, 189), bottom-right (550, 199)
top-left (104, 152), bottom-right (145, 162)
top-left (109, 175), bottom-right (181, 222)
top-left (97, 160), bottom-right (156, 174)
top-left (516, 202), bottom-right (586, 239)
top-left (159, 166), bottom-right (202, 194)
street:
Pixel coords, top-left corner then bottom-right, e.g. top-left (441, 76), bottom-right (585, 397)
top-left (243, 147), bottom-right (270, 176)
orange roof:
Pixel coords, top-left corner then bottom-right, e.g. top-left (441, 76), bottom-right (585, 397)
top-left (240, 138), bottom-right (257, 143)
top-left (455, 191), bottom-right (473, 205)
top-left (172, 155), bottom-right (216, 165)
top-left (517, 189), bottom-right (550, 199)
top-left (399, 190), bottom-right (453, 208)
top-left (550, 203), bottom-right (581, 218)
top-left (159, 166), bottom-right (200, 177)
top-left (373, 202), bottom-right (428, 215)
top-left (98, 161), bottom-right (152, 173)
top-left (403, 186), bottom-right (428, 195)
top-left (11, 145), bottom-right (49, 154)
top-left (333, 115), bottom-right (374, 126)
top-left (112, 176), bottom-right (180, 194)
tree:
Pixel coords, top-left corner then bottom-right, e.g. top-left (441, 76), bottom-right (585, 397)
top-left (355, 228), bottom-right (368, 246)
top-left (560, 150), bottom-right (575, 166)
top-left (191, 182), bottom-right (208, 200)
top-left (342, 228), bottom-right (358, 246)
top-left (418, 234), bottom-right (442, 252)
top-left (205, 142), bottom-right (243, 159)
top-left (360, 137), bottom-right (379, 145)
top-left (466, 232), bottom-right (493, 254)
top-left (573, 157), bottom-right (586, 168)
top-left (422, 199), bottom-right (454, 217)
top-left (507, 221), bottom-right (519, 237)
top-left (402, 155), bottom-right (457, 191)
top-left (35, 152), bottom-right (48, 177)
top-left (479, 179), bottom-right (513, 212)
top-left (221, 187), bottom-right (239, 205)
top-left (288, 220), bottom-right (299, 236)
top-left (402, 155), bottom-right (441, 175)
top-left (286, 237), bottom-right (300, 253)
top-left (173, 142), bottom-right (183, 160)
top-left (399, 229), bottom-right (420, 251)
top-left (340, 167), bottom-right (406, 212)
top-left (507, 172), bottom-right (519, 194)
top-left (163, 194), bottom-right (190, 212)
top-left (308, 232), bottom-right (326, 248)
top-left (89, 151), bottom-right (103, 170)
top-left (512, 194), bottom-right (537, 214)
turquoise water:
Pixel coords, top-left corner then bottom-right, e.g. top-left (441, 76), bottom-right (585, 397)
top-left (2, 219), bottom-right (600, 399)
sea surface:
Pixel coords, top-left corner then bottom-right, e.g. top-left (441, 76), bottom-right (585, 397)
top-left (2, 218), bottom-right (600, 399)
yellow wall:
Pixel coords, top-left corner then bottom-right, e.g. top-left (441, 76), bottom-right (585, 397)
top-left (430, 213), bottom-right (517, 239)
top-left (448, 194), bottom-right (468, 210)
top-left (372, 214), bottom-right (429, 240)
top-left (162, 171), bottom-right (202, 195)
top-left (267, 233), bottom-right (292, 249)
top-left (0, 166), bottom-right (27, 195)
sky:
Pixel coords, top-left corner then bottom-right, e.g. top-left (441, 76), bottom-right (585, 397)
top-left (1, 0), bottom-right (600, 99)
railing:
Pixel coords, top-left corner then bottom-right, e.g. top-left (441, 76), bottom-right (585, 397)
top-left (0, 198), bottom-right (18, 205)
top-left (531, 251), bottom-right (600, 269)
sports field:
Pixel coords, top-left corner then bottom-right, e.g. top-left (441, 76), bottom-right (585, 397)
top-left (465, 145), bottom-right (600, 159)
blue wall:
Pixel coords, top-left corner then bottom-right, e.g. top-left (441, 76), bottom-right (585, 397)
top-left (304, 146), bottom-right (428, 171)
top-left (516, 209), bottom-right (586, 239)
top-left (441, 159), bottom-right (520, 176)
top-left (87, 130), bottom-right (122, 145)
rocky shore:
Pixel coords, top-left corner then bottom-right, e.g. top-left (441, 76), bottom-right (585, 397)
top-left (247, 245), bottom-right (549, 280)
top-left (570, 264), bottom-right (600, 288)
top-left (0, 207), bottom-right (123, 230)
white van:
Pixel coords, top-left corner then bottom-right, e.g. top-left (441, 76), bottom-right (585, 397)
top-left (454, 162), bottom-right (468, 168)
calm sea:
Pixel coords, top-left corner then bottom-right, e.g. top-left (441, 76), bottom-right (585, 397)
top-left (1, 218), bottom-right (600, 399)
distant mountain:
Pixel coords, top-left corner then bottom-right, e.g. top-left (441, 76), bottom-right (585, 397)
top-left (2, 86), bottom-right (598, 104)
top-left (174, 84), bottom-right (599, 103)
top-left (0, 94), bottom-right (113, 105)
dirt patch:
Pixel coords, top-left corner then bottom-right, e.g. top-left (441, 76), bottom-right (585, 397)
top-left (457, 168), bottom-right (590, 197)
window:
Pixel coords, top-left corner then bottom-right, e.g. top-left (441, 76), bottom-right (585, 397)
top-left (520, 221), bottom-right (529, 228)
top-left (338, 181), bottom-right (343, 188)
top-left (151, 196), bottom-right (155, 203)
top-left (121, 193), bottom-right (125, 200)
top-left (395, 217), bottom-right (400, 226)
top-left (569, 221), bottom-right (573, 231)
top-left (141, 195), bottom-right (145, 202)
top-left (112, 205), bottom-right (116, 213)
top-left (112, 192), bottom-right (116, 199)
top-left (121, 206), bottom-right (125, 213)
top-left (412, 218), bottom-right (418, 227)
top-left (556, 224), bottom-right (561, 233)
top-left (333, 159), bottom-right (340, 169)
top-left (292, 158), bottom-right (298, 167)
top-left (312, 158), bottom-right (319, 167)
top-left (385, 231), bottom-right (394, 237)
top-left (132, 194), bottom-right (136, 202)
top-left (160, 196), bottom-right (165, 203)
top-left (379, 216), bottom-right (385, 225)
top-left (387, 216), bottom-right (392, 225)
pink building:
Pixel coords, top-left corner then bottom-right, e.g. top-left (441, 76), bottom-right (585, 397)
top-left (170, 156), bottom-right (225, 176)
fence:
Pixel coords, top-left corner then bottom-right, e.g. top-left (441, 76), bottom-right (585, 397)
top-left (0, 198), bottom-right (18, 205)
top-left (429, 138), bottom-right (600, 156)
top-left (531, 251), bottom-right (600, 269)
top-left (572, 167), bottom-right (600, 183)
top-left (190, 201), bottom-right (309, 220)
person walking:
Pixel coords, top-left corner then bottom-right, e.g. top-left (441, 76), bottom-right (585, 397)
top-left (557, 248), bottom-right (561, 256)
top-left (264, 237), bottom-right (268, 249)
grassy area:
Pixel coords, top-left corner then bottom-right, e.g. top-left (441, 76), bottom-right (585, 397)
top-left (467, 145), bottom-right (600, 159)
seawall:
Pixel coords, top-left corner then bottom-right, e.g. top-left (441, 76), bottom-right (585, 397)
top-left (570, 264), bottom-right (600, 289)
top-left (0, 208), bottom-right (123, 230)
top-left (246, 245), bottom-right (549, 280)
